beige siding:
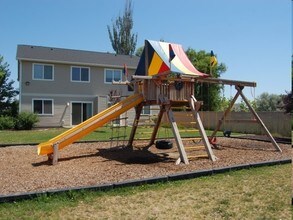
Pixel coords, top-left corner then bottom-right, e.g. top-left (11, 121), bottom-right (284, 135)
top-left (20, 60), bottom-right (136, 127)
top-left (20, 61), bottom-right (133, 97)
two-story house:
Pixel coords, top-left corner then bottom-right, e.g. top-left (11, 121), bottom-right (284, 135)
top-left (16, 45), bottom-right (141, 127)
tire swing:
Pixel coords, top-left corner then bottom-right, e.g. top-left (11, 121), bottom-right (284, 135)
top-left (155, 113), bottom-right (173, 150)
top-left (155, 140), bottom-right (173, 150)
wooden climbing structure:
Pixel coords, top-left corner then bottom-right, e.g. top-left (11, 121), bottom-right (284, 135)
top-left (124, 40), bottom-right (282, 164)
top-left (38, 39), bottom-right (282, 165)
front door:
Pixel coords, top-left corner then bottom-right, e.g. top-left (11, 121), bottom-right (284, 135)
top-left (71, 102), bottom-right (93, 126)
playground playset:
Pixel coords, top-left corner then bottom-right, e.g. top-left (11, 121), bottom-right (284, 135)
top-left (38, 40), bottom-right (282, 165)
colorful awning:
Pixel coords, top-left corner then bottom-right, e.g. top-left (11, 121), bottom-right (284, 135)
top-left (135, 40), bottom-right (207, 77)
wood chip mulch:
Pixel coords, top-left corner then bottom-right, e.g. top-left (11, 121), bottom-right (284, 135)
top-left (0, 137), bottom-right (291, 196)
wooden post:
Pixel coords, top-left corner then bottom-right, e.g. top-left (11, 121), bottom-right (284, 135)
top-left (190, 96), bottom-right (217, 161)
top-left (157, 95), bottom-right (189, 164)
top-left (236, 86), bottom-right (282, 152)
top-left (127, 103), bottom-right (143, 148)
top-left (52, 143), bottom-right (59, 165)
top-left (210, 89), bottom-right (241, 138)
top-left (147, 106), bottom-right (165, 148)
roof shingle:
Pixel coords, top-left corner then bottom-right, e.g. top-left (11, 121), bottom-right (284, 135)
top-left (16, 45), bottom-right (140, 69)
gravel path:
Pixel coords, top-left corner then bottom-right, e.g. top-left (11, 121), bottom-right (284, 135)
top-left (0, 138), bottom-right (291, 196)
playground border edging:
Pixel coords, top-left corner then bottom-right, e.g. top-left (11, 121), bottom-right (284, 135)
top-left (0, 135), bottom-right (290, 148)
top-left (0, 158), bottom-right (291, 203)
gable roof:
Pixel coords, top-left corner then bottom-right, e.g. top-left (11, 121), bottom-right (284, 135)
top-left (135, 40), bottom-right (207, 77)
top-left (16, 45), bottom-right (140, 69)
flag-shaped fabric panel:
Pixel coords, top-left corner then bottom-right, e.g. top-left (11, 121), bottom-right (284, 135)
top-left (135, 40), bottom-right (207, 77)
top-left (169, 44), bottom-right (175, 62)
top-left (210, 50), bottom-right (217, 67)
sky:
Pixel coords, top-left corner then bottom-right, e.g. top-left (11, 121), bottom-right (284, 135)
top-left (0, 0), bottom-right (291, 100)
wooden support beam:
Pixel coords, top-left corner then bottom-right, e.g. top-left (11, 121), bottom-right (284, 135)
top-left (158, 96), bottom-right (189, 165)
top-left (211, 89), bottom-right (241, 138)
top-left (127, 103), bottom-right (143, 148)
top-left (236, 86), bottom-right (282, 152)
top-left (132, 76), bottom-right (256, 88)
top-left (194, 77), bottom-right (257, 87)
top-left (52, 143), bottom-right (59, 165)
top-left (147, 106), bottom-right (165, 148)
top-left (190, 96), bottom-right (217, 162)
top-left (167, 107), bottom-right (189, 165)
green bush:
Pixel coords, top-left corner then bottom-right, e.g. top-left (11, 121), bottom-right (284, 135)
top-left (15, 112), bottom-right (39, 130)
top-left (0, 116), bottom-right (15, 130)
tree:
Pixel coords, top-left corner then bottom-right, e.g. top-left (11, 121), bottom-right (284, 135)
top-left (279, 91), bottom-right (292, 113)
top-left (254, 92), bottom-right (282, 111)
top-left (0, 55), bottom-right (18, 116)
top-left (107, 0), bottom-right (137, 55)
top-left (135, 46), bottom-right (144, 57)
top-left (232, 99), bottom-right (256, 112)
top-left (186, 49), bottom-right (227, 111)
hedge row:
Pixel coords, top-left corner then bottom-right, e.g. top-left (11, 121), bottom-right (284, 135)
top-left (0, 112), bottom-right (39, 130)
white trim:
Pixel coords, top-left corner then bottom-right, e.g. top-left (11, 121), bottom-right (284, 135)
top-left (32, 98), bottom-right (54, 116)
top-left (17, 58), bottom-right (137, 70)
top-left (22, 93), bottom-right (98, 98)
top-left (70, 101), bottom-right (93, 126)
top-left (104, 68), bottom-right (123, 84)
top-left (32, 63), bottom-right (54, 81)
top-left (70, 66), bottom-right (90, 83)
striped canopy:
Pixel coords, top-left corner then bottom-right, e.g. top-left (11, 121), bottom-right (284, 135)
top-left (135, 40), bottom-right (207, 77)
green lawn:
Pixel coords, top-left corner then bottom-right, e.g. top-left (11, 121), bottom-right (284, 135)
top-left (0, 125), bottom-right (212, 145)
top-left (0, 164), bottom-right (291, 219)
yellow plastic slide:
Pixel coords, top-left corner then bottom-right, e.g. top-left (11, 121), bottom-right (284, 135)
top-left (38, 93), bottom-right (144, 155)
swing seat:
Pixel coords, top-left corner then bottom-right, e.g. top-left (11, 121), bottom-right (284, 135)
top-left (223, 130), bottom-right (232, 137)
top-left (155, 140), bottom-right (173, 149)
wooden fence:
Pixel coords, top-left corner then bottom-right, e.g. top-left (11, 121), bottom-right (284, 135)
top-left (162, 111), bottom-right (291, 137)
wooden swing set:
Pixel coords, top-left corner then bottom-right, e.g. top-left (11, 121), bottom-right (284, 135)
top-left (122, 74), bottom-right (282, 165)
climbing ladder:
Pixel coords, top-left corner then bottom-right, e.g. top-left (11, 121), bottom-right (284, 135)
top-left (172, 106), bottom-right (210, 161)
top-left (109, 115), bottom-right (128, 147)
top-left (128, 94), bottom-right (217, 164)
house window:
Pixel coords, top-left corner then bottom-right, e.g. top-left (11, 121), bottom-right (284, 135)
top-left (104, 69), bottom-right (122, 84)
top-left (33, 99), bottom-right (53, 115)
top-left (71, 67), bottom-right (90, 82)
top-left (33, 64), bottom-right (54, 80)
top-left (142, 106), bottom-right (151, 115)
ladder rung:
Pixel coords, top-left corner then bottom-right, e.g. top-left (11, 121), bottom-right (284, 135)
top-left (111, 125), bottom-right (128, 129)
top-left (179, 129), bottom-right (199, 132)
top-left (185, 146), bottom-right (205, 150)
top-left (182, 137), bottom-right (202, 141)
top-left (177, 121), bottom-right (196, 125)
top-left (188, 154), bottom-right (209, 159)
top-left (137, 131), bottom-right (153, 134)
